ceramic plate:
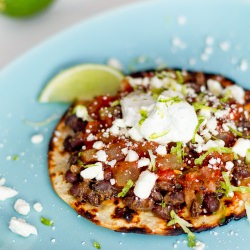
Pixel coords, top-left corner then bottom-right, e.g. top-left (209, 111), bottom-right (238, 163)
top-left (1, 0), bottom-right (250, 249)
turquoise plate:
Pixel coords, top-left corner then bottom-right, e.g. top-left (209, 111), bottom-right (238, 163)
top-left (1, 0), bottom-right (250, 249)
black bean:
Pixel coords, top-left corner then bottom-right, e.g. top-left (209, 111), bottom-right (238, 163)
top-left (190, 199), bottom-right (202, 218)
top-left (65, 170), bottom-right (78, 183)
top-left (163, 191), bottom-right (185, 206)
top-left (63, 134), bottom-right (85, 152)
top-left (65, 115), bottom-right (87, 132)
top-left (152, 205), bottom-right (172, 220)
top-left (203, 193), bottom-right (220, 214)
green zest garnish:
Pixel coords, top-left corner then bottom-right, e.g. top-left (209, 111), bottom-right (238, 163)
top-left (11, 154), bottom-right (19, 161)
top-left (161, 200), bottom-right (166, 208)
top-left (220, 89), bottom-right (232, 103)
top-left (228, 126), bottom-right (243, 137)
top-left (167, 210), bottom-right (196, 248)
top-left (171, 142), bottom-right (185, 162)
top-left (194, 147), bottom-right (232, 165)
top-left (93, 241), bottom-right (101, 249)
top-left (155, 70), bottom-right (169, 79)
top-left (220, 171), bottom-right (250, 197)
top-left (148, 130), bottom-right (170, 140)
top-left (118, 179), bottom-right (134, 197)
top-left (158, 96), bottom-right (182, 105)
top-left (40, 216), bottom-right (54, 226)
top-left (246, 149), bottom-right (250, 164)
top-left (77, 159), bottom-right (84, 166)
top-left (245, 201), bottom-right (250, 224)
top-left (192, 116), bottom-right (205, 143)
top-left (83, 163), bottom-right (100, 168)
top-left (139, 109), bottom-right (148, 126)
top-left (228, 126), bottom-right (250, 139)
top-left (193, 102), bottom-right (218, 113)
top-left (148, 150), bottom-right (156, 171)
top-left (175, 71), bottom-right (184, 84)
top-left (151, 87), bottom-right (165, 100)
top-left (110, 100), bottom-right (120, 107)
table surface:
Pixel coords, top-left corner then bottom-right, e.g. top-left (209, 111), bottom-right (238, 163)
top-left (0, 0), bottom-right (143, 69)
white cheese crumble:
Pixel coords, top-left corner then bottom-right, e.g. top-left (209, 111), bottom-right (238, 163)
top-left (9, 217), bottom-right (38, 237)
top-left (156, 145), bottom-right (167, 156)
top-left (128, 127), bottom-right (143, 141)
top-left (74, 105), bottom-right (91, 120)
top-left (207, 79), bottom-right (222, 96)
top-left (31, 133), bottom-right (44, 144)
top-left (193, 240), bottom-right (206, 250)
top-left (0, 186), bottom-right (18, 201)
top-left (225, 161), bottom-right (234, 171)
top-left (202, 139), bottom-right (225, 151)
top-left (80, 162), bottom-right (104, 180)
top-left (232, 138), bottom-right (250, 157)
top-left (206, 117), bottom-right (218, 135)
top-left (125, 150), bottom-right (139, 162)
top-left (134, 170), bottom-right (158, 199)
top-left (107, 160), bottom-right (116, 167)
top-left (107, 58), bottom-right (123, 70)
top-left (14, 199), bottom-right (30, 215)
top-left (86, 133), bottom-right (96, 141)
top-left (110, 178), bottom-right (116, 185)
top-left (177, 15), bottom-right (186, 25)
top-left (0, 177), bottom-right (6, 186)
top-left (92, 141), bottom-right (104, 150)
top-left (33, 202), bottom-right (43, 212)
top-left (138, 158), bottom-right (150, 168)
top-left (224, 85), bottom-right (245, 104)
top-left (96, 150), bottom-right (107, 162)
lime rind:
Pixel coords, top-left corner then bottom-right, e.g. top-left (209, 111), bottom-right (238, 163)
top-left (38, 64), bottom-right (124, 103)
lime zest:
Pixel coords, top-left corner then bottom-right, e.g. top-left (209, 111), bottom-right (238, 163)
top-left (40, 216), bottom-right (54, 226)
top-left (118, 179), bottom-right (134, 198)
top-left (148, 130), bottom-right (170, 140)
top-left (138, 109), bottom-right (148, 126)
top-left (220, 171), bottom-right (250, 197)
top-left (246, 149), bottom-right (250, 164)
top-left (193, 102), bottom-right (218, 113)
top-left (158, 96), bottom-right (183, 105)
top-left (220, 89), bottom-right (232, 103)
top-left (171, 142), bottom-right (185, 162)
top-left (110, 100), bottom-right (120, 107)
top-left (148, 149), bottom-right (156, 171)
top-left (192, 116), bottom-right (205, 143)
top-left (195, 147), bottom-right (232, 165)
top-left (93, 241), bottom-right (101, 249)
top-left (161, 200), bottom-right (166, 208)
top-left (11, 154), bottom-right (19, 161)
top-left (167, 210), bottom-right (196, 248)
top-left (228, 126), bottom-right (250, 139)
top-left (175, 70), bottom-right (184, 84)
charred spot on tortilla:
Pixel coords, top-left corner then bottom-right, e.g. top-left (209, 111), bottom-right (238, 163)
top-left (48, 68), bottom-right (250, 240)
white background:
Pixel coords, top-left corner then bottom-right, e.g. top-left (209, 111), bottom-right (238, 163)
top-left (0, 0), bottom-right (144, 69)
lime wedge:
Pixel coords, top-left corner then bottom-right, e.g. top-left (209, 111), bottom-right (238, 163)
top-left (38, 64), bottom-right (124, 103)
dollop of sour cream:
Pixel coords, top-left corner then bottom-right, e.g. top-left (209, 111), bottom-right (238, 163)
top-left (121, 90), bottom-right (198, 144)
